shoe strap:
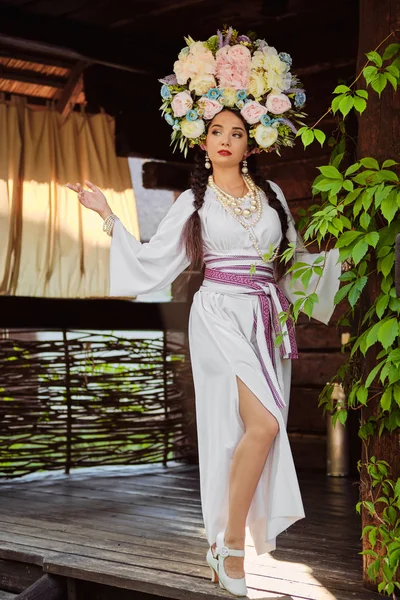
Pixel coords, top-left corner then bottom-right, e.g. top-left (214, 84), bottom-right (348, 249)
top-left (216, 545), bottom-right (245, 558)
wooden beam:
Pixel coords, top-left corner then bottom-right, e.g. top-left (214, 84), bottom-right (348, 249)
top-left (56, 60), bottom-right (87, 117)
top-left (15, 574), bottom-right (66, 600)
top-left (0, 4), bottom-right (153, 76)
top-left (0, 45), bottom-right (75, 69)
top-left (0, 65), bottom-right (66, 88)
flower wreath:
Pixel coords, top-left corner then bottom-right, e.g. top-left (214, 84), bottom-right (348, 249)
top-left (159, 26), bottom-right (307, 157)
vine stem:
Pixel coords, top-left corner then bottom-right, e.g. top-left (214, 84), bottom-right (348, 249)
top-left (309, 30), bottom-right (399, 131)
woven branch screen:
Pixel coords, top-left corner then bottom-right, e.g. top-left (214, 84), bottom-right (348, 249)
top-left (0, 330), bottom-right (194, 478)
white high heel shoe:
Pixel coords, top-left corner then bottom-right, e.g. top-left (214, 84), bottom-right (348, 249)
top-left (212, 531), bottom-right (247, 597)
top-left (206, 547), bottom-right (219, 583)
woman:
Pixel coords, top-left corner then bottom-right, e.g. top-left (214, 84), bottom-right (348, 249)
top-left (67, 30), bottom-right (344, 597)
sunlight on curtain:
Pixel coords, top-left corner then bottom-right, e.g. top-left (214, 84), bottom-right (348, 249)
top-left (0, 96), bottom-right (139, 297)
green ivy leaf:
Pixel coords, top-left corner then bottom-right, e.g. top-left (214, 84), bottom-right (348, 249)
top-left (345, 163), bottom-right (361, 177)
top-left (334, 282), bottom-right (353, 304)
top-left (366, 51), bottom-right (383, 66)
top-left (352, 240), bottom-right (369, 265)
top-left (365, 231), bottom-right (379, 247)
top-left (360, 157), bottom-right (380, 170)
top-left (380, 252), bottom-right (395, 277)
top-left (336, 231), bottom-right (364, 248)
top-left (333, 84), bottom-right (351, 94)
top-left (348, 276), bottom-right (368, 307)
top-left (385, 72), bottom-right (398, 91)
top-left (355, 89), bottom-right (368, 99)
top-left (357, 385), bottom-right (368, 405)
top-left (339, 95), bottom-right (354, 117)
top-left (380, 190), bottom-right (398, 224)
top-left (371, 73), bottom-right (388, 96)
top-left (382, 159), bottom-right (398, 168)
top-left (376, 294), bottom-right (390, 319)
top-left (377, 318), bottom-right (398, 349)
top-left (380, 388), bottom-right (393, 411)
top-left (301, 129), bottom-right (315, 148)
top-left (365, 360), bottom-right (386, 387)
top-left (331, 95), bottom-right (343, 114)
top-left (314, 129), bottom-right (326, 146)
top-left (382, 43), bottom-right (400, 61)
top-left (318, 165), bottom-right (343, 180)
top-left (374, 184), bottom-right (394, 208)
top-left (363, 65), bottom-right (378, 84)
top-left (360, 213), bottom-right (371, 230)
top-left (353, 96), bottom-right (367, 114)
top-left (342, 180), bottom-right (354, 192)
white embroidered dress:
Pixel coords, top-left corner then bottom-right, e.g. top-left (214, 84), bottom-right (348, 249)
top-left (110, 181), bottom-right (341, 554)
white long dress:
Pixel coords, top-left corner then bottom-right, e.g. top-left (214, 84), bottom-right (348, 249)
top-left (109, 181), bottom-right (341, 555)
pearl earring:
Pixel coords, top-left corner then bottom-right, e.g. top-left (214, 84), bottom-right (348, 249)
top-left (205, 152), bottom-right (211, 169)
top-left (241, 159), bottom-right (248, 175)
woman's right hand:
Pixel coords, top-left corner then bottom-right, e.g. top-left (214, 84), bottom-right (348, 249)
top-left (66, 180), bottom-right (112, 220)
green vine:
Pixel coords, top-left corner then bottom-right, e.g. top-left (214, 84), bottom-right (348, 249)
top-left (284, 33), bottom-right (400, 596)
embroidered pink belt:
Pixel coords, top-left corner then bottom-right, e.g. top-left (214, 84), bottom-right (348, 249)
top-left (202, 255), bottom-right (298, 409)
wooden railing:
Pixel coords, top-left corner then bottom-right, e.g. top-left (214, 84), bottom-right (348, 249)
top-left (0, 299), bottom-right (195, 478)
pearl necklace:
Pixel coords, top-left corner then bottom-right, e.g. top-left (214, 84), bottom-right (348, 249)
top-left (208, 174), bottom-right (279, 262)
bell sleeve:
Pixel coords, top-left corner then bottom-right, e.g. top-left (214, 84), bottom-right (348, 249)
top-left (268, 180), bottom-right (341, 325)
top-left (109, 188), bottom-right (195, 297)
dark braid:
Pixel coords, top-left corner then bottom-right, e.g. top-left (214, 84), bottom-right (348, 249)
top-left (250, 164), bottom-right (293, 281)
top-left (181, 150), bottom-right (209, 267)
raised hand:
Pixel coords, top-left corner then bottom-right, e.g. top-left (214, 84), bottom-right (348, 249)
top-left (66, 180), bottom-right (112, 220)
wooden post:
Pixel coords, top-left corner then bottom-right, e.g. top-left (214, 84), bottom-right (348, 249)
top-left (62, 329), bottom-right (72, 475)
top-left (356, 0), bottom-right (400, 590)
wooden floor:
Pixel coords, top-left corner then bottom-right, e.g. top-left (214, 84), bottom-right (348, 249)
top-left (0, 465), bottom-right (381, 600)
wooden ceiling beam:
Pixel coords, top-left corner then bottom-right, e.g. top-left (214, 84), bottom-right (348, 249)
top-left (0, 45), bottom-right (75, 69)
top-left (0, 5), bottom-right (154, 76)
top-left (56, 60), bottom-right (88, 117)
top-left (0, 64), bottom-right (66, 88)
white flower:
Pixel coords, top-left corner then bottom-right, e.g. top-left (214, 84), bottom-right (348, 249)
top-left (254, 124), bottom-right (278, 148)
top-left (248, 70), bottom-right (268, 99)
top-left (251, 50), bottom-right (265, 70)
top-left (189, 74), bottom-right (217, 96)
top-left (181, 118), bottom-right (205, 139)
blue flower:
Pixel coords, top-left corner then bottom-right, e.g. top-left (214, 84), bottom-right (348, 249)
top-left (236, 89), bottom-right (247, 101)
top-left (186, 109), bottom-right (198, 122)
top-left (207, 88), bottom-right (221, 100)
top-left (294, 91), bottom-right (306, 108)
top-left (235, 100), bottom-right (245, 110)
top-left (164, 113), bottom-right (175, 126)
top-left (161, 84), bottom-right (172, 100)
top-left (279, 52), bottom-right (292, 68)
top-left (173, 120), bottom-right (181, 131)
top-left (260, 114), bottom-right (272, 127)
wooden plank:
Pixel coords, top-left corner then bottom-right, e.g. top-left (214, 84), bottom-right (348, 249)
top-left (13, 574), bottom-right (66, 600)
top-left (55, 61), bottom-right (87, 117)
top-left (0, 65), bottom-right (65, 87)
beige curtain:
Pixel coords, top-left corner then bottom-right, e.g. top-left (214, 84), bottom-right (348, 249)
top-left (0, 96), bottom-right (139, 297)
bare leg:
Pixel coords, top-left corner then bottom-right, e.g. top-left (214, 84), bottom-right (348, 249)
top-left (222, 377), bottom-right (279, 578)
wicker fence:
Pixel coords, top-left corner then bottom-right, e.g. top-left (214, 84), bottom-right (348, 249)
top-left (0, 329), bottom-right (194, 478)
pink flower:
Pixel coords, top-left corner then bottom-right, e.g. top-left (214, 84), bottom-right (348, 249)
top-left (197, 97), bottom-right (223, 120)
top-left (171, 91), bottom-right (193, 117)
top-left (216, 45), bottom-right (251, 90)
top-left (240, 101), bottom-right (268, 124)
top-left (265, 93), bottom-right (292, 114)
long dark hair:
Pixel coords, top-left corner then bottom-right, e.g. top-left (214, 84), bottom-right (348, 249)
top-left (180, 112), bottom-right (293, 281)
